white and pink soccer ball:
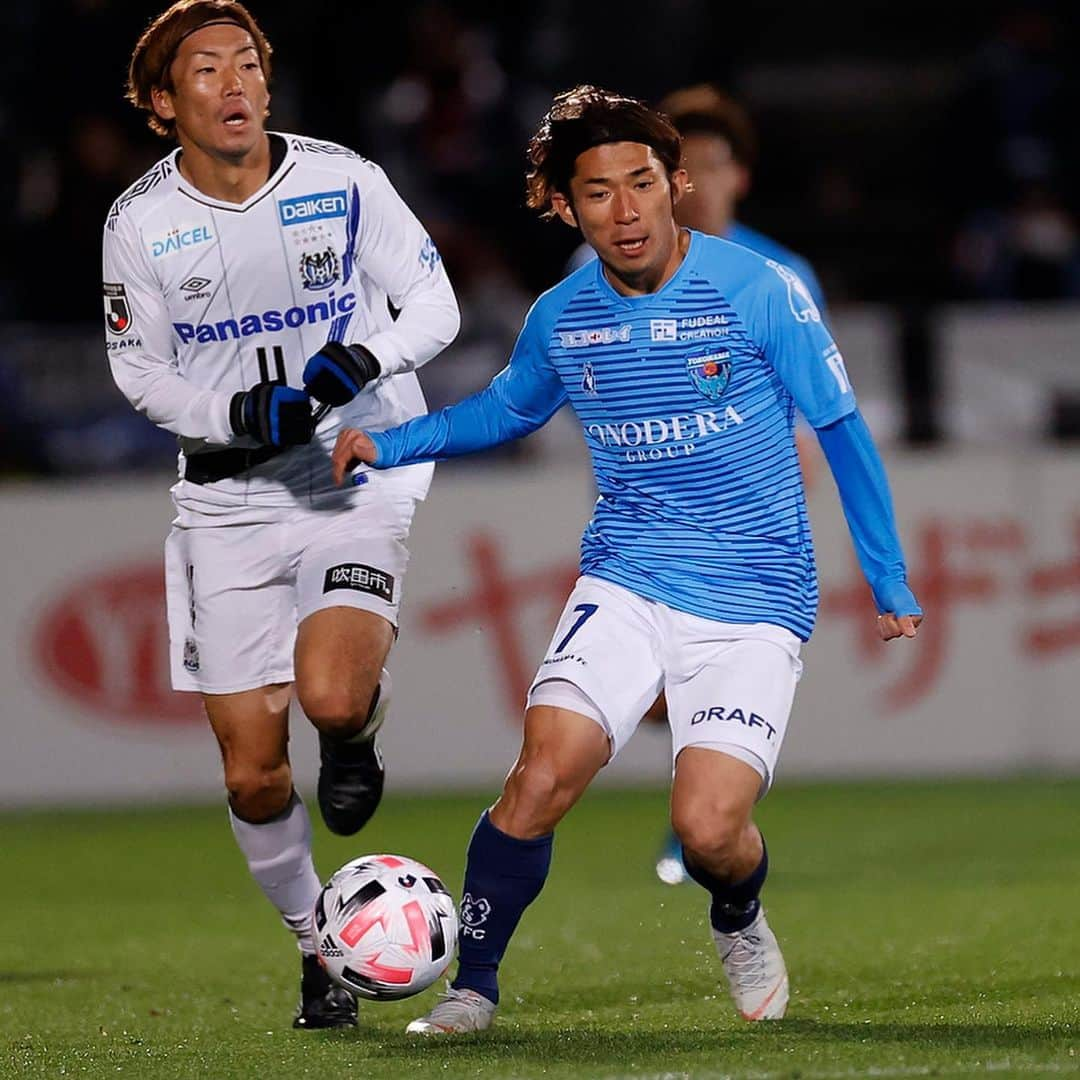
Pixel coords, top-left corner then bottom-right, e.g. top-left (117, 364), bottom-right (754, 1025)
top-left (314, 854), bottom-right (459, 1001)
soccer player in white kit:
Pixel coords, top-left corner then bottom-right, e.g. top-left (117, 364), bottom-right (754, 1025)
top-left (333, 86), bottom-right (923, 1034)
top-left (103, 0), bottom-right (459, 1028)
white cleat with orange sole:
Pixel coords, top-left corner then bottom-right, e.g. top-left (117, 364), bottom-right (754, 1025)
top-left (712, 907), bottom-right (789, 1021)
top-left (405, 985), bottom-right (497, 1035)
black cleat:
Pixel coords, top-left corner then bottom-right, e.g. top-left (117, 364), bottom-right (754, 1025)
top-left (293, 953), bottom-right (357, 1030)
top-left (317, 676), bottom-right (389, 836)
top-left (317, 731), bottom-right (385, 836)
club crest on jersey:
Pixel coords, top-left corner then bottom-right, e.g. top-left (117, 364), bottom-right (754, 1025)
top-left (582, 361), bottom-right (597, 395)
top-left (686, 349), bottom-right (731, 400)
top-left (103, 282), bottom-right (133, 335)
top-left (299, 247), bottom-right (339, 291)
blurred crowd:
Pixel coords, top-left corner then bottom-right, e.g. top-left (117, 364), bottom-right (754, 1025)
top-left (0, 0), bottom-right (1077, 473)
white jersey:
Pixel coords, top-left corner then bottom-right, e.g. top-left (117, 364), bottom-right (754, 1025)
top-left (102, 132), bottom-right (460, 521)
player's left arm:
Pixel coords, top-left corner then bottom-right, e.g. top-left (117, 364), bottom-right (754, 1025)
top-left (753, 263), bottom-right (922, 641)
top-left (815, 412), bottom-right (922, 640)
top-left (303, 163), bottom-right (461, 406)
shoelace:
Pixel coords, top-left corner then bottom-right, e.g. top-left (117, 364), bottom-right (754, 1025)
top-left (427, 987), bottom-right (482, 1018)
top-left (721, 932), bottom-right (771, 990)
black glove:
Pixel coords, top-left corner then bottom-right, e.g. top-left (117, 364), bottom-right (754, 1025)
top-left (229, 382), bottom-right (314, 447)
top-left (302, 341), bottom-right (381, 407)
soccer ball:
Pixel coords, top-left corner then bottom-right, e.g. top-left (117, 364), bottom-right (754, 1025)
top-left (314, 854), bottom-right (459, 1001)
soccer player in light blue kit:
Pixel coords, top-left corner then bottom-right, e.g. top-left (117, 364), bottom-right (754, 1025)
top-left (325, 86), bottom-right (923, 1032)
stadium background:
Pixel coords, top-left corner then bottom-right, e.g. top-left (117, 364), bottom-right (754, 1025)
top-left (2, 5), bottom-right (1079, 1078)
top-left (0, 0), bottom-right (1078, 801)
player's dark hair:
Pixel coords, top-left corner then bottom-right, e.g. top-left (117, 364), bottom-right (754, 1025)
top-left (127, 0), bottom-right (272, 138)
top-left (657, 84), bottom-right (758, 170)
top-left (526, 85), bottom-right (682, 219)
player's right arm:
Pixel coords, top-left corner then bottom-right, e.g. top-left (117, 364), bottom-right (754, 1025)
top-left (103, 213), bottom-right (236, 443)
top-left (332, 301), bottom-right (566, 483)
top-left (103, 213), bottom-right (311, 447)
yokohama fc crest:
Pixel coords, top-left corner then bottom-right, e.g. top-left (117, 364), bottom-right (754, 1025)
top-left (686, 348), bottom-right (731, 400)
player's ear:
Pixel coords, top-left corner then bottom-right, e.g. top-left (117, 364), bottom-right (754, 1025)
top-left (734, 163), bottom-right (752, 200)
top-left (551, 191), bottom-right (578, 229)
top-left (670, 168), bottom-right (690, 207)
top-left (152, 86), bottom-right (176, 123)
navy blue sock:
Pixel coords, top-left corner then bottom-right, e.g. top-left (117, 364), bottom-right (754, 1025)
top-left (683, 837), bottom-right (769, 933)
top-left (452, 810), bottom-right (553, 1005)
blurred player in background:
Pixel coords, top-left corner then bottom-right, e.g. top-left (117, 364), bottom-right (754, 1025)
top-left (653, 84), bottom-right (829, 884)
top-left (103, 0), bottom-right (458, 1028)
top-left (572, 84), bottom-right (829, 885)
top-left (333, 86), bottom-right (922, 1033)
top-left (659, 84), bottom-right (826, 309)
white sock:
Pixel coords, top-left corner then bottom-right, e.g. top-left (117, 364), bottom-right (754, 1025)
top-left (342, 667), bottom-right (392, 744)
top-left (228, 790), bottom-right (322, 954)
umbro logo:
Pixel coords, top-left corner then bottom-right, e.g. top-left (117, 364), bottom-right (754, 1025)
top-left (180, 276), bottom-right (212, 301)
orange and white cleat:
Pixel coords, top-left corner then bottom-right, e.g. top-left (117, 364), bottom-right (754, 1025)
top-left (405, 985), bottom-right (497, 1036)
top-left (713, 907), bottom-right (789, 1020)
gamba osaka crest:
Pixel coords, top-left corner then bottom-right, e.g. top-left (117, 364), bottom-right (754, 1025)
top-left (299, 247), bottom-right (339, 290)
top-left (686, 348), bottom-right (731, 400)
top-left (103, 282), bottom-right (133, 335)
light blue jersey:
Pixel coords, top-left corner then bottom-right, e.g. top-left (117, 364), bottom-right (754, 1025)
top-left (724, 222), bottom-right (827, 315)
top-left (371, 231), bottom-right (857, 639)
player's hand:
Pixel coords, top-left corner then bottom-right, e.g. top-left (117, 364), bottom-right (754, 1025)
top-left (230, 382), bottom-right (314, 448)
top-left (872, 579), bottom-right (923, 641)
top-left (332, 427), bottom-right (379, 486)
top-left (877, 612), bottom-right (922, 641)
top-left (303, 341), bottom-right (381, 406)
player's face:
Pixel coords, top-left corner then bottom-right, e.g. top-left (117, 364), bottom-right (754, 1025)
top-left (555, 142), bottom-right (689, 296)
top-left (675, 133), bottom-right (747, 236)
top-left (152, 23), bottom-right (269, 162)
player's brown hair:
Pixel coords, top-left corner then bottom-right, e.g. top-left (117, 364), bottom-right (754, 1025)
top-left (127, 0), bottom-right (272, 138)
top-left (525, 85), bottom-right (682, 219)
top-left (657, 84), bottom-right (758, 170)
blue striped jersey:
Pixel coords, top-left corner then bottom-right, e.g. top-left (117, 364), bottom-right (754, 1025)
top-left (372, 230), bottom-right (857, 638)
top-left (725, 221), bottom-right (827, 316)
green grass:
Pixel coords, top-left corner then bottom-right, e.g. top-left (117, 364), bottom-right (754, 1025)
top-left (2, 779), bottom-right (1078, 1079)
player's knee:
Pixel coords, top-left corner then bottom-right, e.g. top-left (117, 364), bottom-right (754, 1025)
top-left (226, 762), bottom-right (293, 822)
top-left (502, 754), bottom-right (576, 834)
top-left (297, 682), bottom-right (374, 739)
top-left (671, 802), bottom-right (745, 871)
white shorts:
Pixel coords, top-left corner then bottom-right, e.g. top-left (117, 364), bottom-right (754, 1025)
top-left (527, 576), bottom-right (803, 794)
top-left (165, 493), bottom-right (416, 694)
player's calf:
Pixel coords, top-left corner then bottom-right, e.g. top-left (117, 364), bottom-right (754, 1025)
top-left (313, 671), bottom-right (390, 836)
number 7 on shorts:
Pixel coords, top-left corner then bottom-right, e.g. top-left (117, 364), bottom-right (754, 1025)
top-left (554, 603), bottom-right (599, 654)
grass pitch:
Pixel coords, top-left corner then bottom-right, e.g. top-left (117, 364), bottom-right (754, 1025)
top-left (2, 779), bottom-right (1078, 1079)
